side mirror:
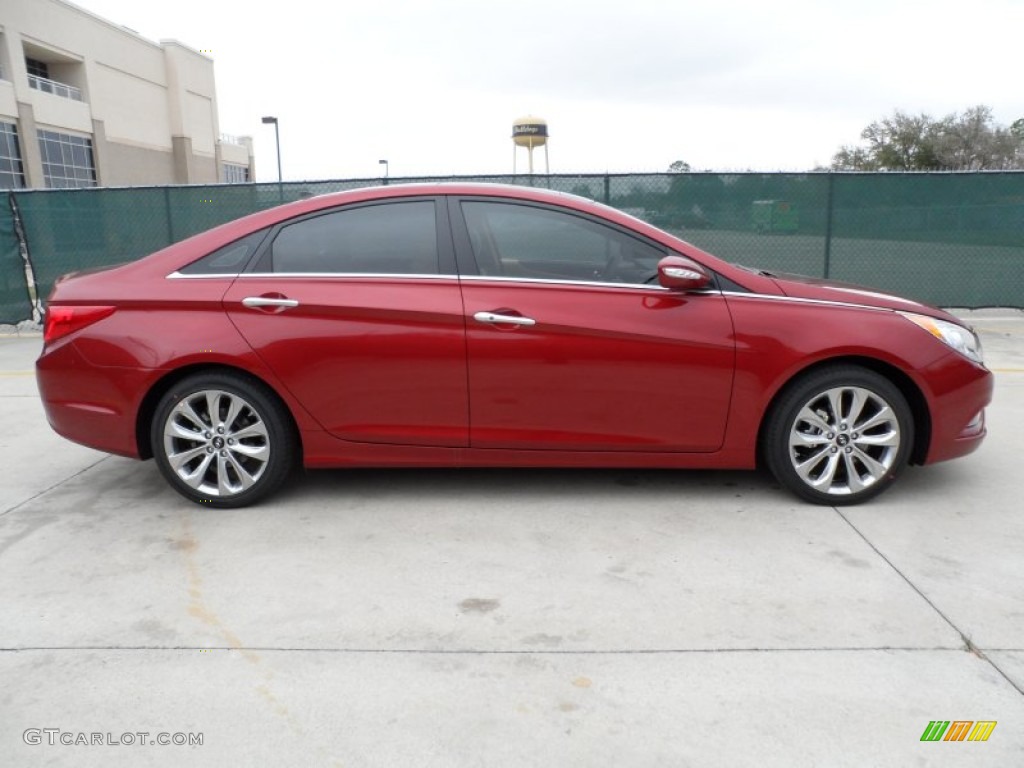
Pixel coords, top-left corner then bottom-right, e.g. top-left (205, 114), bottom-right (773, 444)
top-left (657, 255), bottom-right (711, 291)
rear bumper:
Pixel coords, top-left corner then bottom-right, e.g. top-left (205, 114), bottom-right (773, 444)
top-left (36, 340), bottom-right (149, 459)
top-left (921, 353), bottom-right (994, 465)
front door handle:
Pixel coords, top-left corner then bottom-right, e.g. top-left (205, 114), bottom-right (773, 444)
top-left (473, 311), bottom-right (536, 327)
top-left (242, 296), bottom-right (299, 309)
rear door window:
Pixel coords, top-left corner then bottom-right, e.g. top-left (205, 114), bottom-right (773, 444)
top-left (270, 201), bottom-right (438, 274)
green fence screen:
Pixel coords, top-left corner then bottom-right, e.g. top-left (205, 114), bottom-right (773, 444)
top-left (1, 194), bottom-right (32, 325)
top-left (8, 171), bottom-right (1024, 313)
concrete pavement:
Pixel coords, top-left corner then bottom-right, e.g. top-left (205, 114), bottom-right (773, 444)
top-left (2, 311), bottom-right (1022, 766)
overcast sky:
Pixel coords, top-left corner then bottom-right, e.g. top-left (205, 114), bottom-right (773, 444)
top-left (73, 0), bottom-right (1024, 182)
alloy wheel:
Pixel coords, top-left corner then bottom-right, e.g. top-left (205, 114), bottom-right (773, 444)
top-left (788, 385), bottom-right (901, 496)
top-left (162, 389), bottom-right (270, 497)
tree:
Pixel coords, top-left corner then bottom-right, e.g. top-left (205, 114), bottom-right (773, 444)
top-left (832, 106), bottom-right (1024, 171)
top-left (936, 106), bottom-right (1019, 170)
top-left (831, 145), bottom-right (879, 171)
top-left (667, 160), bottom-right (691, 173)
top-left (1012, 118), bottom-right (1024, 141)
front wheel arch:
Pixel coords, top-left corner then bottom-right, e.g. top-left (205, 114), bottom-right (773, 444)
top-left (757, 356), bottom-right (931, 471)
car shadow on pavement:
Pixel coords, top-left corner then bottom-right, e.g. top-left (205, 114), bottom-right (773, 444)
top-left (284, 466), bottom-right (783, 505)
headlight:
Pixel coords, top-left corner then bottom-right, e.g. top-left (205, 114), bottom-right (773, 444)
top-left (899, 312), bottom-right (984, 365)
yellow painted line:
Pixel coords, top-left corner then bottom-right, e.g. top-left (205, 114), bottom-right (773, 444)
top-left (993, 368), bottom-right (1024, 373)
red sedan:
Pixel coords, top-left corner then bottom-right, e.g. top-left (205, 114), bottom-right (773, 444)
top-left (36, 184), bottom-right (992, 508)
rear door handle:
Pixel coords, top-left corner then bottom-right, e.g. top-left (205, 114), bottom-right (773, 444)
top-left (473, 311), bottom-right (536, 327)
top-left (242, 296), bottom-right (299, 309)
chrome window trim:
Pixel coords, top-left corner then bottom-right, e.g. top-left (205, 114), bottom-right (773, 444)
top-left (458, 275), bottom-right (675, 292)
top-left (166, 271), bottom-right (725, 295)
top-left (241, 272), bottom-right (458, 280)
top-left (166, 272), bottom-right (240, 279)
top-left (719, 291), bottom-right (893, 312)
top-left (166, 272), bottom-right (458, 280)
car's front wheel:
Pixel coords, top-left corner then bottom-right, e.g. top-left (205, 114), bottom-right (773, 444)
top-left (151, 372), bottom-right (296, 508)
top-left (764, 365), bottom-right (914, 505)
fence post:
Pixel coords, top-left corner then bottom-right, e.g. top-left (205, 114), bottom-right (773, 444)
top-left (823, 172), bottom-right (835, 279)
top-left (603, 174), bottom-right (610, 204)
top-left (163, 186), bottom-right (174, 245)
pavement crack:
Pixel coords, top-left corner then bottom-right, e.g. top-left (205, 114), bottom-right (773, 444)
top-left (0, 456), bottom-right (110, 519)
top-left (834, 506), bottom-right (1024, 698)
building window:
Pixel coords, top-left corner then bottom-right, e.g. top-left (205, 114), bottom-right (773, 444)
top-left (38, 129), bottom-right (97, 188)
top-left (222, 163), bottom-right (249, 183)
top-left (0, 122), bottom-right (26, 189)
top-left (25, 57), bottom-right (50, 79)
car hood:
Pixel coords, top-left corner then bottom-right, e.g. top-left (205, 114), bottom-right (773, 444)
top-left (767, 271), bottom-right (962, 324)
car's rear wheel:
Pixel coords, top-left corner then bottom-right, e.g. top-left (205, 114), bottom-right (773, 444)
top-left (764, 365), bottom-right (914, 505)
top-left (151, 372), bottom-right (296, 508)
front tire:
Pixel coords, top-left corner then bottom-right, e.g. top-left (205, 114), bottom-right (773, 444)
top-left (764, 365), bottom-right (914, 505)
top-left (151, 372), bottom-right (296, 508)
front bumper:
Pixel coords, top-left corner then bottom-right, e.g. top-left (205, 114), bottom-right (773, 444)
top-left (920, 352), bottom-right (994, 465)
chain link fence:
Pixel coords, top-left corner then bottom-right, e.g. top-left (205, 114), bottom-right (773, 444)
top-left (2, 171), bottom-right (1021, 323)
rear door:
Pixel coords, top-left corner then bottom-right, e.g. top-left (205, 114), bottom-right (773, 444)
top-left (223, 197), bottom-right (469, 447)
top-left (451, 197), bottom-right (735, 452)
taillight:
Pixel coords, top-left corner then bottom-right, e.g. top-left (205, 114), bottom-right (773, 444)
top-left (43, 305), bottom-right (116, 344)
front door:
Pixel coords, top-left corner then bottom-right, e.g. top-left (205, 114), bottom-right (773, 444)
top-left (452, 198), bottom-right (735, 452)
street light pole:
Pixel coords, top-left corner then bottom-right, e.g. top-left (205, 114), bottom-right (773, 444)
top-left (379, 159), bottom-right (389, 185)
top-left (261, 116), bottom-right (282, 182)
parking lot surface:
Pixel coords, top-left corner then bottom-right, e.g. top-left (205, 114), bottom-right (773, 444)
top-left (2, 311), bottom-right (1023, 766)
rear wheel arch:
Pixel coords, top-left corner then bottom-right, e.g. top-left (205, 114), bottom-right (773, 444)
top-left (756, 356), bottom-right (931, 469)
top-left (135, 364), bottom-right (302, 462)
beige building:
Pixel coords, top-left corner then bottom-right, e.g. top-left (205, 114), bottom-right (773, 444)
top-left (0, 0), bottom-right (254, 189)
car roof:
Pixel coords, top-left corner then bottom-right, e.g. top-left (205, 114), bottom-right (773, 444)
top-left (307, 181), bottom-right (596, 208)
top-left (215, 181), bottom-right (644, 242)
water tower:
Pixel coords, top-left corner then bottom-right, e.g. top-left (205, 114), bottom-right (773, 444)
top-left (512, 116), bottom-right (549, 174)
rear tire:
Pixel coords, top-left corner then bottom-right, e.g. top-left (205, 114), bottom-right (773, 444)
top-left (151, 372), bottom-right (296, 508)
top-left (763, 365), bottom-right (913, 505)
